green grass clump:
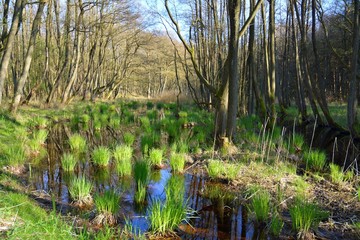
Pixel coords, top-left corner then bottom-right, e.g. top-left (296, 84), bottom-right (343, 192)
top-left (170, 153), bottom-right (186, 173)
top-left (293, 177), bottom-right (310, 198)
top-left (141, 133), bottom-right (160, 155)
top-left (287, 133), bottom-right (305, 153)
top-left (134, 160), bottom-right (149, 186)
top-left (4, 144), bottom-right (26, 166)
top-left (31, 129), bottom-right (48, 145)
top-left (139, 116), bottom-right (152, 133)
top-left (68, 133), bottom-right (87, 153)
top-left (249, 190), bottom-right (271, 223)
top-left (113, 145), bottom-right (133, 163)
top-left (113, 145), bottom-right (133, 176)
top-left (290, 200), bottom-right (328, 238)
top-left (329, 163), bottom-right (345, 185)
top-left (68, 176), bottom-right (93, 207)
top-left (149, 192), bottom-right (187, 235)
top-left (269, 214), bottom-right (284, 236)
top-left (61, 153), bottom-right (77, 171)
top-left (92, 146), bottom-right (111, 166)
top-left (123, 132), bottom-right (135, 146)
top-left (134, 182), bottom-right (147, 204)
top-left (94, 189), bottom-right (120, 226)
top-left (207, 159), bottom-right (240, 180)
top-left (207, 159), bottom-right (225, 179)
top-left (149, 175), bottom-right (187, 234)
top-left (303, 150), bottom-right (326, 171)
top-left (357, 187), bottom-right (360, 201)
top-left (149, 148), bottom-right (163, 167)
top-left (166, 175), bottom-right (185, 204)
top-left (27, 116), bottom-right (49, 129)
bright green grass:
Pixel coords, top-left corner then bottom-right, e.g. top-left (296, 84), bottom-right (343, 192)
top-left (61, 153), bottom-right (77, 171)
top-left (329, 163), bottom-right (345, 185)
top-left (269, 213), bottom-right (284, 236)
top-left (113, 145), bottom-right (133, 176)
top-left (113, 145), bottom-right (133, 163)
top-left (134, 160), bottom-right (149, 186)
top-left (207, 159), bottom-right (240, 180)
top-left (123, 132), bottom-right (135, 146)
top-left (290, 200), bottom-right (328, 237)
top-left (293, 177), bottom-right (310, 198)
top-left (68, 133), bottom-right (87, 153)
top-left (149, 200), bottom-right (187, 235)
top-left (92, 146), bottom-right (111, 166)
top-left (68, 176), bottom-right (93, 206)
top-left (249, 190), bottom-right (271, 223)
top-left (148, 148), bottom-right (163, 167)
top-left (3, 144), bottom-right (27, 166)
top-left (134, 182), bottom-right (147, 204)
top-left (31, 129), bottom-right (48, 146)
top-left (207, 159), bottom-right (224, 179)
top-left (94, 189), bottom-right (120, 216)
top-left (303, 150), bottom-right (326, 171)
top-left (0, 192), bottom-right (74, 239)
top-left (27, 116), bottom-right (49, 129)
top-left (166, 175), bottom-right (185, 204)
top-left (170, 153), bottom-right (186, 173)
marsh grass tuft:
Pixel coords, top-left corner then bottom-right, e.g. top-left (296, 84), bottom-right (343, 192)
top-left (249, 190), bottom-right (271, 223)
top-left (166, 175), bottom-right (185, 204)
top-left (148, 148), bottom-right (163, 167)
top-left (92, 146), bottom-right (111, 166)
top-left (149, 175), bottom-right (187, 235)
top-left (269, 213), bottom-right (284, 236)
top-left (68, 176), bottom-right (93, 207)
top-left (134, 182), bottom-right (147, 204)
top-left (149, 200), bottom-right (187, 235)
top-left (303, 150), bottom-right (326, 171)
top-left (134, 160), bottom-right (149, 186)
top-left (288, 133), bottom-right (305, 153)
top-left (290, 200), bottom-right (328, 238)
top-left (207, 159), bottom-right (224, 179)
top-left (293, 177), bottom-right (310, 198)
top-left (93, 189), bottom-right (120, 226)
top-left (123, 132), bottom-right (135, 146)
top-left (207, 159), bottom-right (240, 180)
top-left (113, 145), bottom-right (133, 176)
top-left (31, 129), bottom-right (48, 146)
top-left (61, 153), bottom-right (77, 171)
top-left (4, 144), bottom-right (26, 166)
top-left (170, 153), bottom-right (186, 173)
top-left (68, 134), bottom-right (87, 153)
top-left (329, 163), bottom-right (345, 185)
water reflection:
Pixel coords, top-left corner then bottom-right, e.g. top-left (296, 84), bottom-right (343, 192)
top-left (27, 123), bottom-right (268, 239)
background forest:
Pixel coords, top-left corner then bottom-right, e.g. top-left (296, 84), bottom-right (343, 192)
top-left (0, 0), bottom-right (359, 136)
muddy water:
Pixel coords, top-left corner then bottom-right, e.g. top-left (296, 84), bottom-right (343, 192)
top-left (27, 124), bottom-right (267, 239)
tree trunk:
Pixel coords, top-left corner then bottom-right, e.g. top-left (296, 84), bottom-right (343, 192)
top-left (0, 0), bottom-right (23, 104)
top-left (226, 0), bottom-right (241, 140)
top-left (268, 0), bottom-right (276, 125)
top-left (11, 1), bottom-right (46, 113)
top-left (62, 0), bottom-right (84, 103)
top-left (348, 0), bottom-right (360, 136)
top-left (290, 0), bottom-right (307, 118)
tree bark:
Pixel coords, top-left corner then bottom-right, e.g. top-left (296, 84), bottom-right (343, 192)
top-left (348, 0), bottom-right (360, 136)
top-left (0, 0), bottom-right (23, 104)
top-left (226, 0), bottom-right (241, 140)
top-left (10, 1), bottom-right (47, 113)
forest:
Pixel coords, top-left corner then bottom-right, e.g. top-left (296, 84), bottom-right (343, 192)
top-left (0, 0), bottom-right (359, 239)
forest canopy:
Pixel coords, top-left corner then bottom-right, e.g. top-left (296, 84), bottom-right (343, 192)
top-left (0, 0), bottom-right (359, 137)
